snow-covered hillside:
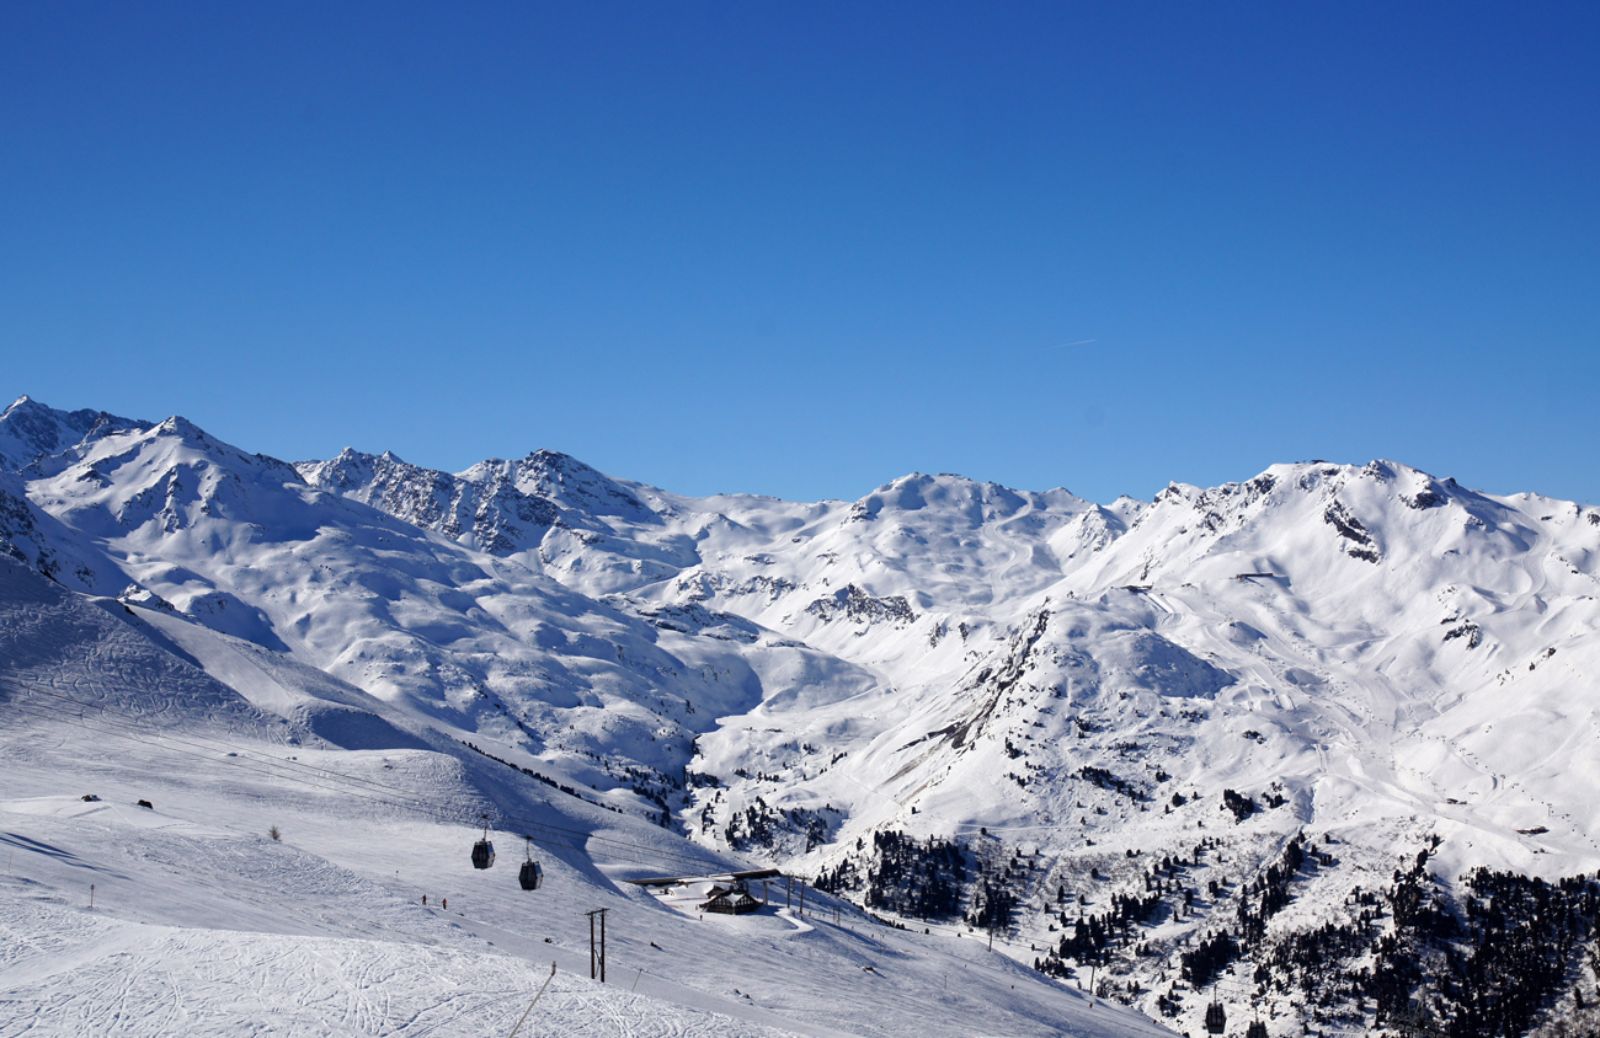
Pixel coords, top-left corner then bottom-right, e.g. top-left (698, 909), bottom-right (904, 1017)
top-left (3, 392), bottom-right (1598, 1036)
top-left (0, 549), bottom-right (1163, 1038)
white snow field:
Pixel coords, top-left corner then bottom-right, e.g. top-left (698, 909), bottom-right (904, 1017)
top-left (2, 393), bottom-right (1599, 1035)
top-left (0, 554), bottom-right (1166, 1037)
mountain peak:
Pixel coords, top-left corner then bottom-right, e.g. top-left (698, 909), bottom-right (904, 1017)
top-left (496, 449), bottom-right (654, 522)
top-left (154, 415), bottom-right (209, 441)
top-left (0, 395), bottom-right (147, 473)
top-left (521, 448), bottom-right (600, 477)
top-left (847, 470), bottom-right (1085, 528)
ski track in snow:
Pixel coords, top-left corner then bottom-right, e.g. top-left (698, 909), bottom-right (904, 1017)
top-left (0, 728), bottom-right (1167, 1038)
top-left (1, 898), bottom-right (791, 1037)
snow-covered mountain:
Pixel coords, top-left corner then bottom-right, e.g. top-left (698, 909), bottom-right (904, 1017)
top-left (4, 392), bottom-right (1598, 1037)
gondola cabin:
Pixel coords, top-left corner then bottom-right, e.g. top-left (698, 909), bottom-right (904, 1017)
top-left (519, 859), bottom-right (543, 891)
top-left (470, 815), bottom-right (496, 870)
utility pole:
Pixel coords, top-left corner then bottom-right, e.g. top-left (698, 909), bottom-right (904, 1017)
top-left (797, 884), bottom-right (805, 917)
top-left (785, 876), bottom-right (792, 910)
top-left (586, 909), bottom-right (608, 982)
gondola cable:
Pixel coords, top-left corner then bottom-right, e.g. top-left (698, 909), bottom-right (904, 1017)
top-left (0, 690), bottom-right (741, 872)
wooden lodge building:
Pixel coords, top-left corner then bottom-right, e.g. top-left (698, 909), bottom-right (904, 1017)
top-left (701, 882), bottom-right (762, 915)
top-left (629, 868), bottom-right (782, 917)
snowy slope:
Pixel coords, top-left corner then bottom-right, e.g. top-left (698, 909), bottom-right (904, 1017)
top-left (4, 393), bottom-right (1600, 1036)
top-left (18, 416), bottom-right (792, 810)
top-left (294, 422), bottom-right (1600, 1035)
top-left (0, 552), bottom-right (1167, 1036)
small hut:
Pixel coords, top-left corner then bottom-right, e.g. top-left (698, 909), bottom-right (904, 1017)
top-left (700, 881), bottom-right (762, 915)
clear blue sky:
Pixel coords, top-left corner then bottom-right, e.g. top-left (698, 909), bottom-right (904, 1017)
top-left (3, 2), bottom-right (1596, 503)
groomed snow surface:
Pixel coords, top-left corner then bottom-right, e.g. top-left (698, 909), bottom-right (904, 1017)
top-left (0, 644), bottom-right (1166, 1037)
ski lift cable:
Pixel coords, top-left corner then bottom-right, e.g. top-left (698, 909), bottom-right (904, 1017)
top-left (0, 697), bottom-right (725, 872)
top-left (6, 681), bottom-right (503, 801)
top-left (4, 683), bottom-right (742, 871)
top-left (1, 682), bottom-right (414, 790)
top-left (0, 685), bottom-right (733, 870)
top-left (0, 699), bottom-right (704, 871)
top-left (0, 698), bottom-right (443, 806)
top-left (17, 679), bottom-right (623, 827)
